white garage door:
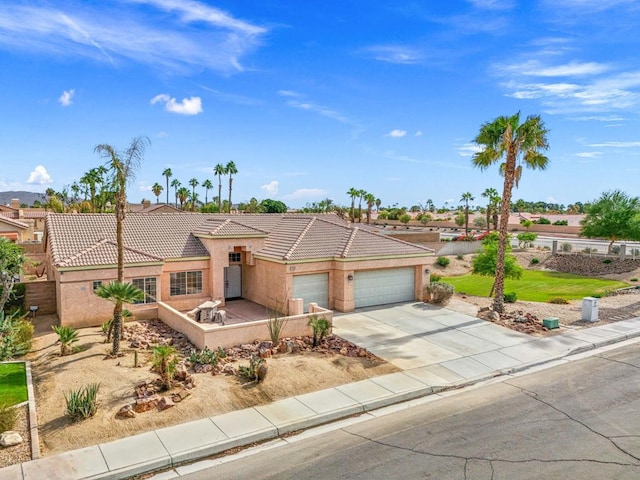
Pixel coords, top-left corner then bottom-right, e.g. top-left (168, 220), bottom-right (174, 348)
top-left (293, 273), bottom-right (329, 311)
top-left (354, 268), bottom-right (415, 308)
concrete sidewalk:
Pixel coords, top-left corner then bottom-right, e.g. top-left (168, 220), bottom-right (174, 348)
top-left (3, 303), bottom-right (640, 480)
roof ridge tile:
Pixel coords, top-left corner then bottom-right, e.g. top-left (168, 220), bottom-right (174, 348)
top-left (283, 217), bottom-right (315, 260)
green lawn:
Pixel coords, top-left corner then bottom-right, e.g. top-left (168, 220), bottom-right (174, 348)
top-left (0, 362), bottom-right (28, 406)
top-left (441, 270), bottom-right (629, 302)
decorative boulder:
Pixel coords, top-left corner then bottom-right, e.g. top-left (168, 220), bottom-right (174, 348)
top-left (0, 431), bottom-right (23, 447)
top-left (116, 405), bottom-right (136, 419)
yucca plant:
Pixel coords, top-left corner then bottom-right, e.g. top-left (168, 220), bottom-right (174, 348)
top-left (266, 299), bottom-right (288, 344)
top-left (52, 325), bottom-right (79, 356)
top-left (152, 345), bottom-right (178, 391)
top-left (308, 315), bottom-right (332, 347)
top-left (64, 383), bottom-right (100, 422)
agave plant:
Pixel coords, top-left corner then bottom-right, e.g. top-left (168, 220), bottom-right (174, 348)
top-left (52, 325), bottom-right (79, 356)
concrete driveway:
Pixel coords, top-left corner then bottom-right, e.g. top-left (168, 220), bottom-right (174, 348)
top-left (333, 301), bottom-right (537, 383)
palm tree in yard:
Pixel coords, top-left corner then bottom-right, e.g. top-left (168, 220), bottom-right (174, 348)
top-left (202, 179), bottom-right (213, 205)
top-left (162, 168), bottom-right (172, 204)
top-left (460, 192), bottom-right (474, 236)
top-left (177, 187), bottom-right (190, 210)
top-left (481, 187), bottom-right (500, 233)
top-left (152, 183), bottom-right (163, 204)
top-left (473, 112), bottom-right (549, 313)
top-left (188, 178), bottom-right (199, 211)
top-left (171, 179), bottom-right (181, 207)
top-left (226, 161), bottom-right (237, 213)
top-left (94, 136), bottom-right (149, 355)
top-left (365, 192), bottom-right (376, 224)
top-left (95, 282), bottom-right (143, 353)
top-left (357, 189), bottom-right (367, 223)
top-left (214, 163), bottom-right (226, 213)
top-left (347, 187), bottom-right (359, 222)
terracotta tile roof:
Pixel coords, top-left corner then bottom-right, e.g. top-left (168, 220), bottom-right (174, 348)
top-left (46, 212), bottom-right (432, 269)
top-left (0, 216), bottom-right (29, 229)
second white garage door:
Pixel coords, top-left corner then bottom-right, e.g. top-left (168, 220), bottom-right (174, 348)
top-left (354, 268), bottom-right (415, 308)
top-left (292, 273), bottom-right (329, 312)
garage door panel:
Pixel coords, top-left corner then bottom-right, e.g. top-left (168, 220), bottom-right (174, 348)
top-left (293, 273), bottom-right (329, 311)
top-left (354, 268), bottom-right (414, 308)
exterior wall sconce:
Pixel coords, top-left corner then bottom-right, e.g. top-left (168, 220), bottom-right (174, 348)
top-left (347, 274), bottom-right (354, 281)
top-left (424, 268), bottom-right (430, 274)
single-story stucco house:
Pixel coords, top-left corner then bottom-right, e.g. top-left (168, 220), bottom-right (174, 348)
top-left (44, 213), bottom-right (434, 328)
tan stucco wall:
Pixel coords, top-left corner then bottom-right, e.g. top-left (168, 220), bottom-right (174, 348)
top-left (161, 259), bottom-right (211, 312)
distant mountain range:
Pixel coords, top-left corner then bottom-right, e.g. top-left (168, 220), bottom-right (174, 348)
top-left (0, 191), bottom-right (45, 207)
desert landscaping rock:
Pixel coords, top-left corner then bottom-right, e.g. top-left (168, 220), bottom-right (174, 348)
top-left (134, 395), bottom-right (160, 413)
top-left (0, 432), bottom-right (23, 448)
top-left (158, 396), bottom-right (175, 411)
top-left (546, 255), bottom-right (640, 277)
top-left (116, 405), bottom-right (136, 419)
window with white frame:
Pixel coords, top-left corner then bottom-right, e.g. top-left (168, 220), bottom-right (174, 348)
top-left (170, 271), bottom-right (202, 296)
top-left (131, 277), bottom-right (157, 304)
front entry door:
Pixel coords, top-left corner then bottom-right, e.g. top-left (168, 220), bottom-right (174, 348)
top-left (224, 265), bottom-right (242, 299)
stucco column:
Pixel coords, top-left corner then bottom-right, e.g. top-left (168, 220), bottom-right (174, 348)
top-left (333, 270), bottom-right (354, 312)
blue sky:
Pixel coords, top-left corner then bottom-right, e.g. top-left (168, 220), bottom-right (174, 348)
top-left (0, 0), bottom-right (639, 209)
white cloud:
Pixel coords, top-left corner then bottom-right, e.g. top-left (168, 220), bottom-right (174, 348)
top-left (575, 152), bottom-right (602, 158)
top-left (363, 45), bottom-right (423, 65)
top-left (387, 129), bottom-right (407, 138)
top-left (277, 90), bottom-right (301, 98)
top-left (151, 93), bottom-right (203, 115)
top-left (496, 60), bottom-right (609, 78)
top-left (415, 130), bottom-right (423, 137)
top-left (281, 188), bottom-right (328, 201)
top-left (456, 143), bottom-right (482, 157)
top-left (58, 89), bottom-right (75, 106)
top-left (26, 165), bottom-right (52, 185)
top-left (468, 0), bottom-right (515, 9)
top-left (0, 1), bottom-right (267, 74)
top-left (588, 141), bottom-right (640, 148)
top-left (261, 181), bottom-right (278, 196)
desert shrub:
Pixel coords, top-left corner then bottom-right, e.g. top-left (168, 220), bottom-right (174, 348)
top-left (308, 315), bottom-right (332, 347)
top-left (560, 242), bottom-right (573, 252)
top-left (631, 278), bottom-right (638, 282)
top-left (603, 258), bottom-right (613, 264)
top-left (188, 346), bottom-right (219, 367)
top-left (1, 283), bottom-right (25, 314)
top-left (399, 213), bottom-right (412, 226)
top-left (530, 257), bottom-right (540, 264)
top-left (430, 274), bottom-right (442, 283)
top-left (239, 354), bottom-right (267, 383)
top-left (425, 282), bottom-right (454, 306)
top-left (216, 346), bottom-right (227, 358)
top-left (456, 254), bottom-right (465, 260)
top-left (65, 383), bottom-right (100, 422)
top-left (535, 217), bottom-right (551, 224)
top-left (436, 256), bottom-right (450, 267)
top-left (52, 325), bottom-right (79, 356)
top-left (548, 297), bottom-right (569, 304)
top-left (503, 292), bottom-right (518, 303)
top-left (553, 220), bottom-right (568, 226)
top-left (152, 345), bottom-right (179, 391)
top-left (266, 304), bottom-right (288, 344)
top-left (582, 247), bottom-right (597, 254)
top-left (517, 232), bottom-right (538, 248)
top-left (473, 217), bottom-right (487, 229)
top-left (0, 403), bottom-right (18, 433)
top-left (610, 245), bottom-right (621, 254)
top-left (0, 311), bottom-right (33, 361)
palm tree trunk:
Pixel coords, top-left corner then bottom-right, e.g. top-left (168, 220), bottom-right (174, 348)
top-left (486, 208), bottom-right (491, 233)
top-left (112, 307), bottom-right (122, 356)
top-left (218, 179), bottom-right (222, 213)
top-left (464, 206), bottom-right (469, 236)
top-left (228, 177), bottom-right (233, 213)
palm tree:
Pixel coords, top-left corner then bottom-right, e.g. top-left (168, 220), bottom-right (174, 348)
top-left (481, 187), bottom-right (500, 233)
top-left (214, 163), bottom-right (226, 213)
top-left (364, 193), bottom-right (376, 224)
top-left (188, 178), bottom-right (199, 211)
top-left (162, 168), bottom-right (172, 205)
top-left (347, 187), bottom-right (359, 222)
top-left (226, 161), bottom-right (237, 213)
top-left (95, 281), bottom-right (143, 354)
top-left (357, 189), bottom-right (367, 223)
top-left (177, 186), bottom-right (190, 210)
top-left (202, 179), bottom-right (213, 205)
top-left (460, 192), bottom-right (474, 236)
top-left (94, 136), bottom-right (149, 355)
top-left (472, 112), bottom-right (549, 313)
top-left (171, 179), bottom-right (181, 207)
top-left (151, 183), bottom-right (163, 204)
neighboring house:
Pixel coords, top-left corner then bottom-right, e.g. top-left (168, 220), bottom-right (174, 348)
top-left (45, 213), bottom-right (434, 328)
top-left (0, 198), bottom-right (46, 241)
top-left (128, 200), bottom-right (183, 213)
top-left (0, 216), bottom-right (30, 242)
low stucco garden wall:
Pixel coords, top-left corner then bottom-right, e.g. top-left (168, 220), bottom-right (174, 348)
top-left (157, 302), bottom-right (333, 350)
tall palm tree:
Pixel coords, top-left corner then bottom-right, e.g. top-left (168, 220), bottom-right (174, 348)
top-left (95, 281), bottom-right (143, 354)
top-left (375, 198), bottom-right (382, 212)
top-left (460, 192), bottom-right (474, 236)
top-left (162, 168), bottom-right (172, 205)
top-left (188, 178), bottom-right (199, 211)
top-left (226, 161), bottom-right (237, 213)
top-left (94, 136), bottom-right (149, 354)
top-left (364, 193), bottom-right (376, 224)
top-left (214, 163), bottom-right (226, 213)
top-left (347, 187), bottom-right (359, 222)
top-left (473, 112), bottom-right (549, 313)
top-left (177, 186), bottom-right (190, 210)
top-left (481, 187), bottom-right (500, 233)
top-left (202, 179), bottom-right (213, 205)
top-left (357, 189), bottom-right (367, 223)
top-left (171, 179), bottom-right (181, 207)
top-left (151, 183), bottom-right (163, 204)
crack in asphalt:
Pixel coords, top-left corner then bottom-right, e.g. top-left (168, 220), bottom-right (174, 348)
top-left (504, 381), bottom-right (640, 464)
top-left (596, 354), bottom-right (640, 370)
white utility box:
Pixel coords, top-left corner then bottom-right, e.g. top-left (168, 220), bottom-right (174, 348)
top-left (581, 296), bottom-right (599, 322)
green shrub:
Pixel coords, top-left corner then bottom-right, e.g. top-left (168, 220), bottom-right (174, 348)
top-left (436, 256), bottom-right (450, 267)
top-left (430, 274), bottom-right (442, 283)
top-left (530, 258), bottom-right (540, 264)
top-left (553, 220), bottom-right (568, 226)
top-left (0, 311), bottom-right (33, 361)
top-left (52, 325), bottom-right (79, 356)
top-left (456, 254), bottom-right (465, 260)
top-left (216, 346), bottom-right (227, 358)
top-left (188, 346), bottom-right (219, 366)
top-left (560, 242), bottom-right (572, 252)
top-left (239, 354), bottom-right (265, 382)
top-left (582, 247), bottom-right (597, 254)
top-left (65, 383), bottom-right (100, 422)
top-left (535, 217), bottom-right (551, 224)
top-left (425, 282), bottom-right (455, 305)
top-left (308, 315), bottom-right (332, 347)
top-left (0, 402), bottom-right (18, 433)
top-left (630, 278), bottom-right (638, 282)
top-left (152, 345), bottom-right (178, 391)
top-left (603, 258), bottom-right (613, 264)
top-left (503, 292), bottom-right (517, 303)
top-left (611, 245), bottom-right (621, 254)
top-left (548, 297), bottom-right (569, 304)
top-left (1, 283), bottom-right (25, 314)
top-left (517, 232), bottom-right (538, 248)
